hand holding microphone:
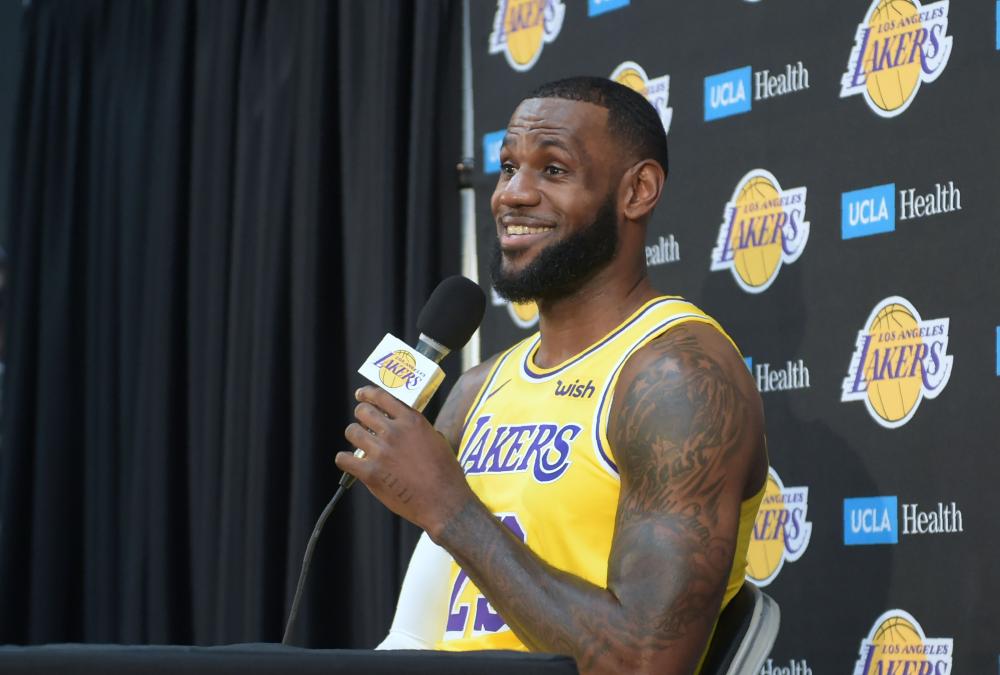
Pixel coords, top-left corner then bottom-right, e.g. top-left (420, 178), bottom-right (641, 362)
top-left (338, 275), bottom-right (486, 489)
top-left (282, 276), bottom-right (484, 645)
top-left (336, 276), bottom-right (486, 535)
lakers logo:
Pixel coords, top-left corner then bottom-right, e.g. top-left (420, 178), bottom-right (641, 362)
top-left (840, 0), bottom-right (952, 117)
top-left (853, 610), bottom-right (953, 674)
top-left (610, 61), bottom-right (672, 135)
top-left (710, 169), bottom-right (809, 294)
top-left (488, 0), bottom-right (566, 72)
top-left (374, 350), bottom-right (422, 390)
top-left (746, 468), bottom-right (811, 587)
top-left (842, 296), bottom-right (952, 428)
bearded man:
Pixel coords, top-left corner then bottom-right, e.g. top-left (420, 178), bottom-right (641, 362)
top-left (337, 77), bottom-right (768, 675)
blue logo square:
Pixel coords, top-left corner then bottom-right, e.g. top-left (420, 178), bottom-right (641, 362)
top-left (844, 496), bottom-right (898, 545)
top-left (841, 184), bottom-right (896, 239)
top-left (744, 356), bottom-right (753, 372)
top-left (588, 0), bottom-right (629, 16)
top-left (703, 66), bottom-right (752, 121)
top-left (481, 130), bottom-right (506, 175)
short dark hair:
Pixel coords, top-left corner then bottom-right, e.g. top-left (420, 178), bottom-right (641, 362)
top-left (525, 76), bottom-right (669, 175)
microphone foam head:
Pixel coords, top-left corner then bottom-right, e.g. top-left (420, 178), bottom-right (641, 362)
top-left (417, 276), bottom-right (487, 351)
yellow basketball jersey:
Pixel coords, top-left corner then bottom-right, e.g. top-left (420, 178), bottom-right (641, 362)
top-left (437, 296), bottom-right (764, 665)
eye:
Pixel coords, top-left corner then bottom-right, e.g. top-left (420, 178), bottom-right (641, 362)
top-left (544, 165), bottom-right (566, 176)
top-left (500, 162), bottom-right (516, 176)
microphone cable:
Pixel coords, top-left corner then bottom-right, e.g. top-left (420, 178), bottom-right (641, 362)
top-left (281, 483), bottom-right (348, 646)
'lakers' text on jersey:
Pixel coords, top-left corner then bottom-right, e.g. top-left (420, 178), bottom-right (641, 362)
top-left (438, 296), bottom-right (764, 655)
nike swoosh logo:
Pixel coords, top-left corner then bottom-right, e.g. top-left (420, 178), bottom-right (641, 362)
top-left (483, 378), bottom-right (512, 402)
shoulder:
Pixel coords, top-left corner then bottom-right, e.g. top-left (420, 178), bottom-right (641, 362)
top-left (607, 320), bottom-right (766, 497)
top-left (433, 352), bottom-right (503, 451)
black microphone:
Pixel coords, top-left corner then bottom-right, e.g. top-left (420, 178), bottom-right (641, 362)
top-left (413, 274), bottom-right (489, 362)
top-left (282, 276), bottom-right (486, 645)
top-left (343, 276), bottom-right (486, 486)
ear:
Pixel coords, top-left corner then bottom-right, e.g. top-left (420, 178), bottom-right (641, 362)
top-left (621, 159), bottom-right (665, 222)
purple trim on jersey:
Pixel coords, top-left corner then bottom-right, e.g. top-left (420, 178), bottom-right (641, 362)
top-left (593, 312), bottom-right (705, 476)
top-left (520, 297), bottom-right (686, 381)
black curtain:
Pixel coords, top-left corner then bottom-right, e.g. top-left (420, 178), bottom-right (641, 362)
top-left (0, 0), bottom-right (464, 648)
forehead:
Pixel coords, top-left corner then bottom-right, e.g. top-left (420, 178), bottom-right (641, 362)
top-left (503, 98), bottom-right (611, 154)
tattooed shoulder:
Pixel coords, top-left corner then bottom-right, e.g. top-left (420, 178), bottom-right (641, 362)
top-left (607, 321), bottom-right (763, 503)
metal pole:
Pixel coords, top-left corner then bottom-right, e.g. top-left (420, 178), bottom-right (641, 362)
top-left (459, 0), bottom-right (481, 371)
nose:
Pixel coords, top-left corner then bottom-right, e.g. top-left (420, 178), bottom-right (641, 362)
top-left (494, 169), bottom-right (541, 209)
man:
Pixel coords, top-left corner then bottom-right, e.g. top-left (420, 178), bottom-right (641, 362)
top-left (337, 77), bottom-right (768, 675)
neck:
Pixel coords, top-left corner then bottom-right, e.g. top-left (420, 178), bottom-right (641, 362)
top-left (532, 263), bottom-right (658, 368)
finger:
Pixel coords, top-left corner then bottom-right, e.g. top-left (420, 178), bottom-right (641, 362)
top-left (345, 422), bottom-right (380, 454)
top-left (356, 385), bottom-right (411, 418)
top-left (355, 401), bottom-right (390, 435)
top-left (335, 450), bottom-right (369, 480)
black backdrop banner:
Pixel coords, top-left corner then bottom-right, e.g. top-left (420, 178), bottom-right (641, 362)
top-left (469, 1), bottom-right (1000, 673)
top-left (0, 0), bottom-right (462, 649)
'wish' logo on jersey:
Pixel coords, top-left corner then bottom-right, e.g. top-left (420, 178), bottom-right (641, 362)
top-left (746, 468), bottom-right (811, 587)
top-left (840, 0), bottom-right (952, 117)
top-left (842, 296), bottom-right (952, 428)
top-left (488, 0), bottom-right (565, 72)
top-left (554, 379), bottom-right (595, 399)
top-left (610, 61), bottom-right (672, 135)
top-left (853, 610), bottom-right (953, 675)
top-left (458, 415), bottom-right (577, 483)
top-left (710, 169), bottom-right (809, 293)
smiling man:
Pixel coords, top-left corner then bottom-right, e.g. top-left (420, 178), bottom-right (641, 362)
top-left (337, 77), bottom-right (768, 675)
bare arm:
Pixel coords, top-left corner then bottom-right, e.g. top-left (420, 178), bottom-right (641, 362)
top-left (339, 324), bottom-right (764, 674)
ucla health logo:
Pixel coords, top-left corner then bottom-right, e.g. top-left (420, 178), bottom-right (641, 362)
top-left (842, 180), bottom-right (962, 239)
top-left (842, 184), bottom-right (895, 239)
top-left (705, 67), bottom-right (750, 120)
top-left (710, 169), bottom-right (809, 293)
top-left (853, 610), bottom-right (953, 675)
top-left (704, 62), bottom-right (809, 121)
top-left (610, 61), bottom-right (672, 135)
top-left (745, 468), bottom-right (811, 587)
top-left (844, 496), bottom-right (899, 545)
top-left (843, 496), bottom-right (963, 545)
top-left (488, 0), bottom-right (565, 72)
top-left (842, 296), bottom-right (952, 428)
top-left (841, 0), bottom-right (952, 117)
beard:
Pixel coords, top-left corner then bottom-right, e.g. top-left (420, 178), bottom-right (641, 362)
top-left (490, 194), bottom-right (619, 304)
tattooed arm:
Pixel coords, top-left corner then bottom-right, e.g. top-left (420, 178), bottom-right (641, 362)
top-left (428, 322), bottom-right (765, 674)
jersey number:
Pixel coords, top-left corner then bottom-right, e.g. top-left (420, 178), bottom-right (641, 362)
top-left (445, 513), bottom-right (525, 637)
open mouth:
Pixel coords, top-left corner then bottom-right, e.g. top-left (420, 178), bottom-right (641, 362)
top-left (500, 221), bottom-right (555, 251)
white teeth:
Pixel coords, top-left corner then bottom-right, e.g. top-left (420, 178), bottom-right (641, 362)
top-left (507, 225), bottom-right (551, 235)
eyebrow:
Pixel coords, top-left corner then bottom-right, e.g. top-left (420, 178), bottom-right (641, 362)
top-left (500, 134), bottom-right (576, 158)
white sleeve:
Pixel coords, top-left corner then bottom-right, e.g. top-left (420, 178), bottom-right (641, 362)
top-left (375, 531), bottom-right (454, 650)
